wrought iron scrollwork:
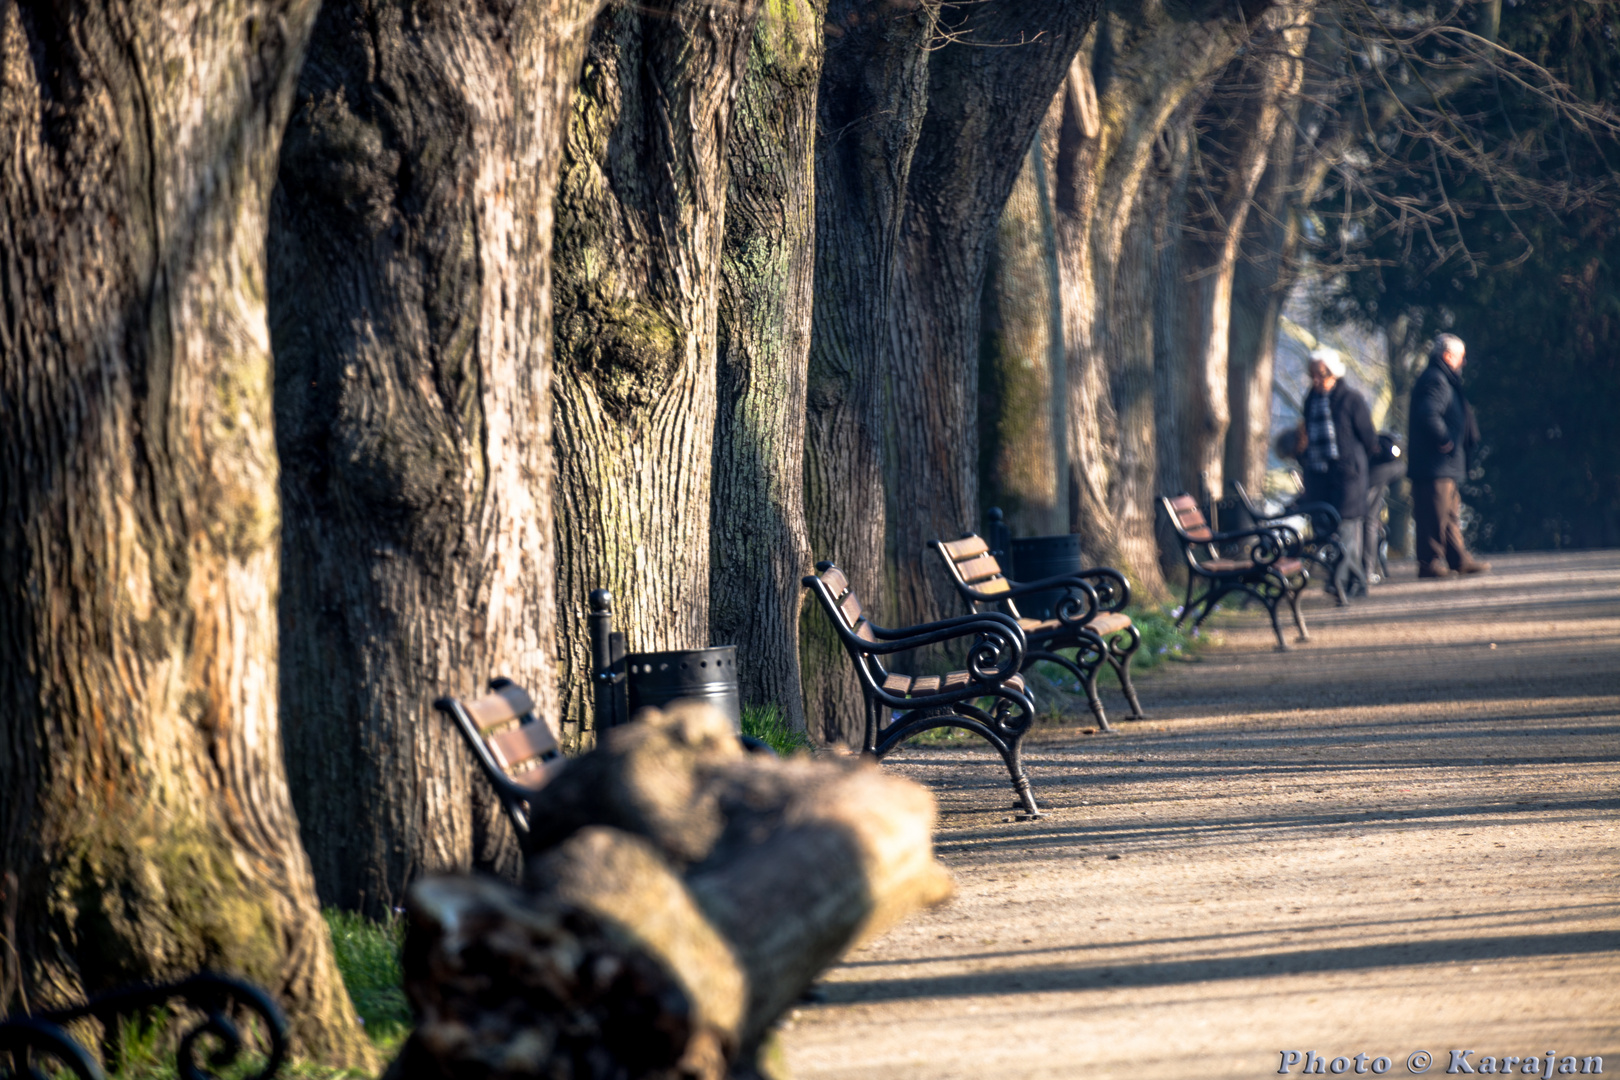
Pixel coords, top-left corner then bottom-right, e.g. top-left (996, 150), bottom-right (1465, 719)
top-left (1, 973), bottom-right (286, 1080)
top-left (966, 627), bottom-right (1018, 684)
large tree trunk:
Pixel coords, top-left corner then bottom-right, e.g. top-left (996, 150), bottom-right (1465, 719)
top-left (1051, 0), bottom-right (1265, 593)
top-left (1173, 3), bottom-right (1309, 500)
top-left (268, 0), bottom-right (604, 919)
top-left (552, 0), bottom-right (763, 739)
top-left (980, 137), bottom-right (1068, 540)
top-left (886, 0), bottom-right (1099, 630)
top-left (0, 1), bottom-right (369, 1064)
top-left (800, 0), bottom-right (931, 746)
top-left (1225, 133), bottom-right (1296, 496)
top-left (709, 1), bottom-right (826, 733)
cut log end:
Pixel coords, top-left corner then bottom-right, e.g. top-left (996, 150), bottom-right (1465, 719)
top-left (394, 703), bottom-right (952, 1080)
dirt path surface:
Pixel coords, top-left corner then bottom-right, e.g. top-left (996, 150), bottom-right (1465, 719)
top-left (781, 551), bottom-right (1620, 1080)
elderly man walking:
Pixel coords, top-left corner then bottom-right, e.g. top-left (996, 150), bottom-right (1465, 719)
top-left (1408, 333), bottom-right (1490, 578)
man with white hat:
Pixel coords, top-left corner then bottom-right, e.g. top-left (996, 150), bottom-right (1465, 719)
top-left (1301, 347), bottom-right (1382, 599)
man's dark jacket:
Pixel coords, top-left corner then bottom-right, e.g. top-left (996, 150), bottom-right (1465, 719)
top-left (1408, 358), bottom-right (1477, 483)
top-left (1303, 381), bottom-right (1381, 519)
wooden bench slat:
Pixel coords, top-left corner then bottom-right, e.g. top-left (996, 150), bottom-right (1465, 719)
top-left (882, 673), bottom-right (911, 693)
top-left (940, 535), bottom-right (989, 560)
top-left (818, 565), bottom-right (849, 598)
top-left (838, 591), bottom-right (862, 628)
top-left (854, 618), bottom-right (877, 643)
top-left (487, 720), bottom-right (562, 777)
top-left (464, 683), bottom-right (535, 733)
top-left (955, 553), bottom-right (1005, 584)
top-left (975, 577), bottom-right (1011, 596)
top-left (910, 675), bottom-right (941, 695)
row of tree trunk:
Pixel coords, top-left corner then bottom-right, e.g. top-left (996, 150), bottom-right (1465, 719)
top-left (2, 0), bottom-right (1373, 1053)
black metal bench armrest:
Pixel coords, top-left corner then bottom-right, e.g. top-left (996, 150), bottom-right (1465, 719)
top-left (1074, 566), bottom-right (1131, 611)
top-left (7, 973), bottom-right (289, 1080)
top-left (1277, 499), bottom-right (1342, 532)
top-left (998, 576), bottom-right (1102, 627)
top-left (1182, 526), bottom-right (1299, 570)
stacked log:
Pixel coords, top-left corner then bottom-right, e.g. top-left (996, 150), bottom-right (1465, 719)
top-left (389, 704), bottom-right (953, 1080)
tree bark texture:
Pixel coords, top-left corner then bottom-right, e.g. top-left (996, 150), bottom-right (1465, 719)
top-left (1225, 133), bottom-right (1296, 495)
top-left (886, 0), bottom-right (1099, 630)
top-left (387, 704), bottom-right (952, 1080)
top-left (1050, 0), bottom-right (1262, 594)
top-left (0, 1), bottom-right (369, 1063)
top-left (710, 1), bottom-right (826, 734)
top-left (980, 137), bottom-right (1068, 540)
top-left (1172, 2), bottom-right (1307, 500)
top-left (551, 0), bottom-right (763, 740)
top-left (800, 0), bottom-right (931, 746)
top-left (268, 0), bottom-right (604, 919)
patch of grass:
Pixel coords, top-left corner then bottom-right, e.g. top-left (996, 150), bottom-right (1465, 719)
top-left (1129, 603), bottom-right (1204, 670)
top-left (324, 909), bottom-right (410, 1054)
top-left (902, 723), bottom-right (977, 748)
top-left (741, 703), bottom-right (815, 755)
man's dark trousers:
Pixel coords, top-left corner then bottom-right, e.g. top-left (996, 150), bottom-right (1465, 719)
top-left (1413, 477), bottom-right (1467, 572)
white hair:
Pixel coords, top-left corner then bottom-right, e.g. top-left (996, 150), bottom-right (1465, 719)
top-left (1308, 348), bottom-right (1346, 378)
top-left (1431, 333), bottom-right (1465, 362)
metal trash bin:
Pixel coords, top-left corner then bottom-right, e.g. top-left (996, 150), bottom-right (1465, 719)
top-left (1009, 533), bottom-right (1085, 621)
top-left (624, 646), bottom-right (741, 732)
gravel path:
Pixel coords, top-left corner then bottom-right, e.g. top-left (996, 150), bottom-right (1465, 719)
top-left (781, 550), bottom-right (1620, 1080)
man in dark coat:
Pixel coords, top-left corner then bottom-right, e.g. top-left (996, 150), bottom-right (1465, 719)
top-left (1300, 348), bottom-right (1381, 598)
top-left (1408, 333), bottom-right (1490, 578)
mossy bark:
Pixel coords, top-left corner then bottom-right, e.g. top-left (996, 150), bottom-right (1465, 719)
top-left (710, 1), bottom-right (826, 734)
top-left (0, 0), bottom-right (369, 1065)
top-left (551, 0), bottom-right (763, 739)
top-left (886, 0), bottom-right (1100, 630)
top-left (981, 137), bottom-right (1069, 540)
top-left (800, 0), bottom-right (931, 746)
top-left (268, 0), bottom-right (604, 917)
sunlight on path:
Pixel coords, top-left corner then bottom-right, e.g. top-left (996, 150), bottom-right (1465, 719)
top-left (783, 551), bottom-right (1620, 1080)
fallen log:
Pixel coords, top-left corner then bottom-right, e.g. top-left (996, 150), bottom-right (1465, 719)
top-left (391, 704), bottom-right (952, 1080)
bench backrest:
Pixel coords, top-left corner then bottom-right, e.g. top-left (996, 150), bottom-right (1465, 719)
top-left (804, 563), bottom-right (899, 683)
top-left (434, 679), bottom-right (565, 842)
top-left (1162, 493), bottom-right (1215, 543)
top-left (932, 534), bottom-right (1024, 620)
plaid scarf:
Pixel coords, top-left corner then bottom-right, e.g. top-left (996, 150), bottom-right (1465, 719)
top-left (1305, 390), bottom-right (1338, 474)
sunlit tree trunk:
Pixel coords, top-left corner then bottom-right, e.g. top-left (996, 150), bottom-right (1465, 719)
top-left (552, 0), bottom-right (762, 738)
top-left (1050, 0), bottom-right (1267, 594)
top-left (710, 1), bottom-right (826, 732)
top-left (0, 1), bottom-right (369, 1063)
top-left (1171, 3), bottom-right (1308, 500)
top-left (269, 0), bottom-right (604, 918)
top-left (886, 0), bottom-right (1099, 629)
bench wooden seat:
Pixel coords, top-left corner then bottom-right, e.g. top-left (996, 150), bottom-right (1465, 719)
top-left (435, 678), bottom-right (566, 846)
top-left (803, 562), bottom-right (1043, 817)
top-left (1160, 493), bottom-right (1310, 651)
top-left (932, 533), bottom-right (1147, 732)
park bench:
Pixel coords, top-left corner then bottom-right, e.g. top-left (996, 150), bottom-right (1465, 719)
top-left (803, 562), bottom-right (1043, 818)
top-left (1230, 481), bottom-right (1353, 602)
top-left (0, 973), bottom-right (285, 1080)
top-left (932, 533), bottom-right (1147, 733)
top-left (1160, 493), bottom-right (1311, 651)
top-left (434, 678), bottom-right (567, 848)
